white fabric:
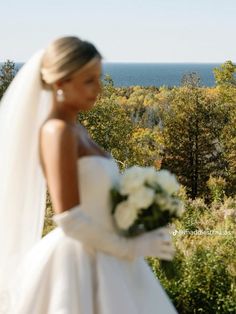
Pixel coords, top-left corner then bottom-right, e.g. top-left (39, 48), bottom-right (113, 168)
top-left (0, 51), bottom-right (52, 311)
top-left (53, 203), bottom-right (175, 261)
top-left (10, 156), bottom-right (178, 314)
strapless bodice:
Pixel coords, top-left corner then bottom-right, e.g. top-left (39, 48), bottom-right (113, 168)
top-left (77, 155), bottom-right (120, 232)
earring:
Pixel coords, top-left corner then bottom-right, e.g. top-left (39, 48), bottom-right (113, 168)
top-left (56, 89), bottom-right (65, 102)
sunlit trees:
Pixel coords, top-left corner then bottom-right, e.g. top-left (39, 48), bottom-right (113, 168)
top-left (214, 61), bottom-right (236, 87)
top-left (219, 104), bottom-right (236, 194)
top-left (213, 61), bottom-right (236, 104)
top-left (0, 60), bottom-right (17, 99)
top-left (78, 97), bottom-right (134, 169)
top-left (158, 86), bottom-right (228, 198)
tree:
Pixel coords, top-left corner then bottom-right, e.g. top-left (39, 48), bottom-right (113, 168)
top-left (158, 86), bottom-right (228, 198)
top-left (213, 61), bottom-right (236, 104)
top-left (181, 72), bottom-right (201, 88)
top-left (128, 127), bottom-right (162, 168)
top-left (219, 104), bottom-right (236, 194)
top-left (103, 73), bottom-right (114, 87)
top-left (77, 97), bottom-right (134, 169)
top-left (214, 61), bottom-right (236, 87)
top-left (101, 74), bottom-right (116, 98)
top-left (0, 60), bottom-right (17, 99)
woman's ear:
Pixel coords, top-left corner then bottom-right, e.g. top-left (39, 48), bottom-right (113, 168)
top-left (52, 80), bottom-right (64, 92)
top-left (54, 80), bottom-right (63, 89)
top-left (53, 77), bottom-right (72, 90)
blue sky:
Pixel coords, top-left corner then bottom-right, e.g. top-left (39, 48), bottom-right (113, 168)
top-left (1, 0), bottom-right (236, 62)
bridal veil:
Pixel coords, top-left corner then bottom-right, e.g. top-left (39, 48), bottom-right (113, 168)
top-left (0, 50), bottom-right (51, 304)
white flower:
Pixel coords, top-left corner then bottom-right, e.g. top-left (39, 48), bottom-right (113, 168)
top-left (155, 170), bottom-right (179, 195)
top-left (143, 167), bottom-right (157, 184)
top-left (120, 166), bottom-right (146, 195)
top-left (154, 194), bottom-right (170, 211)
top-left (114, 200), bottom-right (138, 230)
top-left (128, 186), bottom-right (155, 209)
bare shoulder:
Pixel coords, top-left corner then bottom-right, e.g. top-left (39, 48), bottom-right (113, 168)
top-left (40, 119), bottom-right (78, 164)
top-left (41, 119), bottom-right (75, 138)
top-left (40, 119), bottom-right (80, 213)
top-left (41, 119), bottom-right (78, 152)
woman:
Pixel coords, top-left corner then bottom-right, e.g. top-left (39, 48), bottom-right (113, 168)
top-left (0, 36), bottom-right (178, 313)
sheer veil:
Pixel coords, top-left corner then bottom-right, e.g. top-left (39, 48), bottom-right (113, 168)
top-left (0, 50), bottom-right (52, 308)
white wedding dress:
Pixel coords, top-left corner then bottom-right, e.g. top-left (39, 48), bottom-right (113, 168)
top-left (9, 155), bottom-right (177, 314)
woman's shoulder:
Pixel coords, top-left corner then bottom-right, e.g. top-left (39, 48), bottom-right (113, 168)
top-left (41, 119), bottom-right (74, 135)
top-left (39, 119), bottom-right (79, 166)
top-left (40, 119), bottom-right (83, 146)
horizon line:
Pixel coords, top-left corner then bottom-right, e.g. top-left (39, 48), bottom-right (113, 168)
top-left (103, 60), bottom-right (229, 64)
top-left (0, 60), bottom-right (229, 64)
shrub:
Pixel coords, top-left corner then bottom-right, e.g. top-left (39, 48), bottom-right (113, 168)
top-left (147, 196), bottom-right (236, 313)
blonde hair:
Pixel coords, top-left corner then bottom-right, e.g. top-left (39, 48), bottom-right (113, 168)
top-left (41, 36), bottom-right (101, 86)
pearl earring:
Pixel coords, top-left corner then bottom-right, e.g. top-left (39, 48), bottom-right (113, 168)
top-left (56, 89), bottom-right (65, 102)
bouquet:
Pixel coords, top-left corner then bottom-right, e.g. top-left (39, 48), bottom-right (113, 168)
top-left (111, 166), bottom-right (184, 237)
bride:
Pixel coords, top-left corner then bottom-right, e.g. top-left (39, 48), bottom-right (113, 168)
top-left (0, 36), bottom-right (178, 313)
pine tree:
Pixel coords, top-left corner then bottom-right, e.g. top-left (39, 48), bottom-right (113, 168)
top-left (158, 86), bottom-right (228, 198)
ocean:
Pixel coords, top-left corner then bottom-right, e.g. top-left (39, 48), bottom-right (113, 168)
top-left (2, 62), bottom-right (221, 87)
top-left (102, 62), bottom-right (221, 87)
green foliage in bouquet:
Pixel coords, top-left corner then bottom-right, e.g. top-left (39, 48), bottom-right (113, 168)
top-left (129, 202), bottom-right (175, 234)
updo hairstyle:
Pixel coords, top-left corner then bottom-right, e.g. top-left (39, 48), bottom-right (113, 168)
top-left (41, 36), bottom-right (101, 87)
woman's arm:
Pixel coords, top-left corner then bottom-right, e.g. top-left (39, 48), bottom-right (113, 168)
top-left (40, 119), bottom-right (80, 214)
top-left (53, 205), bottom-right (175, 261)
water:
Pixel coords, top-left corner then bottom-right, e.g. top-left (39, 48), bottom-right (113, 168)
top-left (2, 62), bottom-right (221, 87)
top-left (102, 62), bottom-right (221, 87)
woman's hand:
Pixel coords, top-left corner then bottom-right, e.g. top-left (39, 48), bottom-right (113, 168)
top-left (53, 205), bottom-right (175, 261)
top-left (130, 226), bottom-right (175, 261)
